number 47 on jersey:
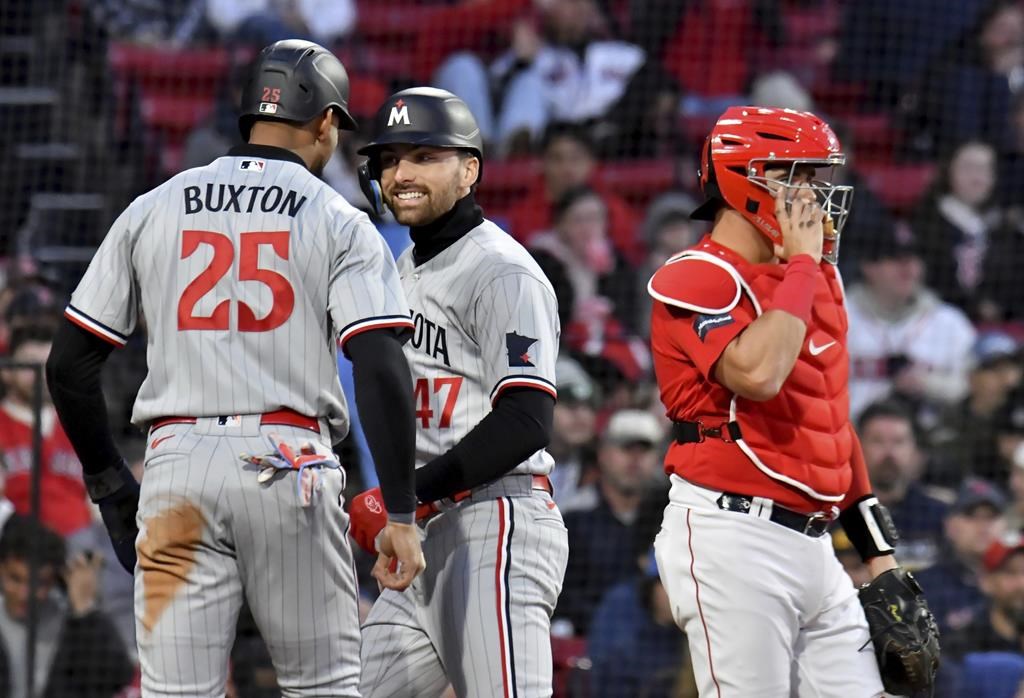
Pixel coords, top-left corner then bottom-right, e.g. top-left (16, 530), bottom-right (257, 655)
top-left (414, 376), bottom-right (463, 429)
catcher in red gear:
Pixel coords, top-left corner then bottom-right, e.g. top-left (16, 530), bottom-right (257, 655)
top-left (648, 106), bottom-right (938, 696)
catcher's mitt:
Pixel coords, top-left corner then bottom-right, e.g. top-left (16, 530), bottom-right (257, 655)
top-left (858, 567), bottom-right (940, 695)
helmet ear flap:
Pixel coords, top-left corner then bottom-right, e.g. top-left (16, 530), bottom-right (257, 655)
top-left (358, 160), bottom-right (386, 217)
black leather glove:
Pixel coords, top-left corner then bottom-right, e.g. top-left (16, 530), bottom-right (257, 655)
top-left (859, 568), bottom-right (941, 695)
top-left (84, 461), bottom-right (140, 573)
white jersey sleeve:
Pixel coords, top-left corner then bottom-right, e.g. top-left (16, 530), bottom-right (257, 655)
top-left (331, 216), bottom-right (413, 351)
top-left (474, 272), bottom-right (559, 406)
top-left (66, 205), bottom-right (140, 346)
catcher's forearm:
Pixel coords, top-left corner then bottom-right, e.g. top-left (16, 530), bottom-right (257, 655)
top-left (867, 554), bottom-right (898, 578)
top-left (45, 320), bottom-right (122, 480)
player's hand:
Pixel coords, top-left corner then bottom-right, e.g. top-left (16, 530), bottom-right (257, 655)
top-left (348, 488), bottom-right (389, 555)
top-left (372, 521), bottom-right (426, 591)
top-left (91, 462), bottom-right (141, 574)
top-left (775, 185), bottom-right (823, 264)
top-left (65, 551), bottom-right (104, 618)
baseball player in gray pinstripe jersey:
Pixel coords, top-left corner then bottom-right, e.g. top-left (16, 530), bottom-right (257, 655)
top-left (45, 40), bottom-right (425, 696)
top-left (349, 87), bottom-right (569, 698)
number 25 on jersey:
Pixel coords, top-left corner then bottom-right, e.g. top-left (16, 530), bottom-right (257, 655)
top-left (177, 229), bottom-right (295, 332)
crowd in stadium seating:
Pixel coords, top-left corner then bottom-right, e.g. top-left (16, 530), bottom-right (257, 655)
top-left (2, 0), bottom-right (1024, 695)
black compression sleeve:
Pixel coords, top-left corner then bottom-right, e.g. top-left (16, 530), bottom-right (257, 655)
top-left (45, 320), bottom-right (121, 477)
top-left (415, 388), bottom-right (554, 502)
top-left (345, 329), bottom-right (417, 518)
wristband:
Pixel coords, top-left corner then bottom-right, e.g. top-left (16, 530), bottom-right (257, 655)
top-left (839, 495), bottom-right (899, 561)
top-left (772, 255), bottom-right (821, 324)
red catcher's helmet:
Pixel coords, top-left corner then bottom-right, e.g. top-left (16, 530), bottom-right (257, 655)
top-left (691, 106), bottom-right (854, 264)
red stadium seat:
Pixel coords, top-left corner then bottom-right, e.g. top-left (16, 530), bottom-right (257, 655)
top-left (108, 44), bottom-right (232, 95)
top-left (598, 160), bottom-right (675, 209)
top-left (840, 112), bottom-right (898, 157)
top-left (857, 161), bottom-right (936, 215)
top-left (476, 158), bottom-right (540, 210)
top-left (551, 635), bottom-right (590, 697)
top-left (139, 94), bottom-right (215, 136)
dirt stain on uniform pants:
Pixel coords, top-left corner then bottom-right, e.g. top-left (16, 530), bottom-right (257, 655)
top-left (137, 499), bottom-right (206, 632)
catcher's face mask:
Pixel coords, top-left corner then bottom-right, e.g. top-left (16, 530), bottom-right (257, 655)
top-left (750, 157), bottom-right (854, 265)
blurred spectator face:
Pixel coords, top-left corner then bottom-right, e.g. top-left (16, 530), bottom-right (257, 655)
top-left (543, 135), bottom-right (594, 201)
top-left (860, 413), bottom-right (921, 495)
top-left (947, 504), bottom-right (1006, 560)
top-left (651, 217), bottom-right (700, 265)
top-left (556, 192), bottom-right (613, 273)
top-left (1, 339), bottom-right (52, 406)
top-left (1013, 95), bottom-right (1024, 152)
top-left (980, 4), bottom-right (1024, 73)
top-left (598, 410), bottom-right (663, 497)
top-left (543, 0), bottom-right (602, 44)
top-left (984, 552), bottom-right (1024, 627)
top-left (973, 359), bottom-right (1023, 408)
top-left (948, 142), bottom-right (997, 209)
top-left (861, 253), bottom-right (924, 306)
top-left (1010, 461), bottom-right (1024, 512)
top-left (554, 398), bottom-right (596, 450)
top-left (997, 390), bottom-right (1024, 468)
top-left (378, 145), bottom-right (480, 226)
top-left (0, 555), bottom-right (57, 621)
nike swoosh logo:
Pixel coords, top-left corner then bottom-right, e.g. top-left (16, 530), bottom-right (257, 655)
top-left (808, 339), bottom-right (837, 356)
top-left (150, 434), bottom-right (174, 450)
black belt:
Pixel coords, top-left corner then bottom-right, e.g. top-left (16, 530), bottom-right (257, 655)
top-left (716, 492), bottom-right (833, 538)
top-left (672, 420), bottom-right (743, 444)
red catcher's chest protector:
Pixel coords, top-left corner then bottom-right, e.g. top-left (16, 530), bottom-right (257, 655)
top-left (687, 250), bottom-right (853, 503)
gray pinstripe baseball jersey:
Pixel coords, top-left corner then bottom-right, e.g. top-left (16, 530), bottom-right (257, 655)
top-left (396, 221), bottom-right (558, 471)
top-left (67, 152), bottom-right (412, 443)
top-left (66, 147), bottom-right (413, 697)
top-left (361, 220), bottom-right (569, 698)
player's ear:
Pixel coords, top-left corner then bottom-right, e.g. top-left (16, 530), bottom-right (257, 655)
top-left (461, 155), bottom-right (480, 189)
top-left (315, 108), bottom-right (335, 142)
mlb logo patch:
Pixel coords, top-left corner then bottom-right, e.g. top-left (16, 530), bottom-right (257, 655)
top-left (258, 102), bottom-right (278, 114)
top-left (216, 415), bottom-right (242, 427)
top-left (239, 159), bottom-right (265, 172)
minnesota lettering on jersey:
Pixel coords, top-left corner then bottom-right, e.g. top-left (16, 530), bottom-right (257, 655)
top-left (409, 309), bottom-right (450, 367)
top-left (183, 183), bottom-right (308, 217)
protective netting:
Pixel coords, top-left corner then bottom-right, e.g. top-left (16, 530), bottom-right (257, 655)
top-left (1, 0), bottom-right (1023, 695)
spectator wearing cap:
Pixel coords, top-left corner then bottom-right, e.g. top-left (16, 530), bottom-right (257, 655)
top-left (995, 386), bottom-right (1024, 484)
top-left (554, 409), bottom-right (666, 636)
top-left (916, 477), bottom-right (1008, 635)
top-left (944, 531), bottom-right (1024, 662)
top-left (634, 192), bottom-right (701, 338)
top-left (931, 331), bottom-right (1023, 486)
top-left (846, 221), bottom-right (976, 420)
top-left (857, 400), bottom-right (949, 569)
top-left (550, 356), bottom-right (600, 513)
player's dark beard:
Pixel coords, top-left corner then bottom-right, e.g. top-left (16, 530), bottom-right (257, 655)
top-left (390, 172), bottom-right (462, 226)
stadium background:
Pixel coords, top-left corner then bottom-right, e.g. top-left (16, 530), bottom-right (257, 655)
top-left (1, 0), bottom-right (1023, 696)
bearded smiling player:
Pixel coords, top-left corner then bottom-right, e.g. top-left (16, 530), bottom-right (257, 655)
top-left (348, 87), bottom-right (569, 698)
